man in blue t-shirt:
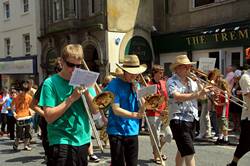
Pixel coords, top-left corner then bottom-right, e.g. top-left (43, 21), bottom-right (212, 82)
top-left (105, 55), bottom-right (146, 166)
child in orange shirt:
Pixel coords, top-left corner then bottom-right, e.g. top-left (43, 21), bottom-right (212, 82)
top-left (11, 80), bottom-right (33, 151)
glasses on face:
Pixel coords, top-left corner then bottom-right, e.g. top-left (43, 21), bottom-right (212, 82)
top-left (64, 60), bottom-right (81, 68)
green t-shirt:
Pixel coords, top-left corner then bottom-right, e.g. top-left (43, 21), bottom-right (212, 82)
top-left (38, 74), bottom-right (91, 146)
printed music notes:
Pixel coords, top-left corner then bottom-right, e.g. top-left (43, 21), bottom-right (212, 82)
top-left (69, 68), bottom-right (100, 87)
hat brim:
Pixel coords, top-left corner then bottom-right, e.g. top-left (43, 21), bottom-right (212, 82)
top-left (170, 62), bottom-right (196, 71)
top-left (116, 64), bottom-right (147, 74)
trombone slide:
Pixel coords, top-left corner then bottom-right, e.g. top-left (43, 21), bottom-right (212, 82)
top-left (81, 94), bottom-right (104, 153)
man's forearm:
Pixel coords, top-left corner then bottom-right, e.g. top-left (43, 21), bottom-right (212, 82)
top-left (44, 96), bottom-right (74, 123)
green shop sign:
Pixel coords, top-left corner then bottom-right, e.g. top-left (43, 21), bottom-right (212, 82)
top-left (186, 29), bottom-right (249, 49)
top-left (152, 22), bottom-right (250, 53)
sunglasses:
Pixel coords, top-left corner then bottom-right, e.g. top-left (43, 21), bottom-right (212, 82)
top-left (64, 60), bottom-right (81, 68)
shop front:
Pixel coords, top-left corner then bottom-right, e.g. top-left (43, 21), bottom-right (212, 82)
top-left (0, 56), bottom-right (38, 90)
top-left (152, 20), bottom-right (250, 76)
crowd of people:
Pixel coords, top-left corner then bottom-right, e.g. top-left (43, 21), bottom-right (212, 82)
top-left (0, 44), bottom-right (250, 166)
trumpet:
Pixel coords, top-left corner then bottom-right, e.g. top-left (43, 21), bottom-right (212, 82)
top-left (189, 69), bottom-right (247, 109)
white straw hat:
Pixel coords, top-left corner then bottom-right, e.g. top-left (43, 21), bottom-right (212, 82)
top-left (116, 55), bottom-right (147, 74)
top-left (170, 55), bottom-right (196, 71)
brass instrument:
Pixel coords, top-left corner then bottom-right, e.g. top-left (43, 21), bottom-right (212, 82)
top-left (145, 94), bottom-right (165, 110)
top-left (139, 74), bottom-right (166, 166)
top-left (81, 59), bottom-right (109, 153)
top-left (189, 68), bottom-right (247, 109)
top-left (81, 60), bottom-right (115, 112)
top-left (92, 91), bottom-right (114, 111)
top-left (160, 108), bottom-right (169, 130)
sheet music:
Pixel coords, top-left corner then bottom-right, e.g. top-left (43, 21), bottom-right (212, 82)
top-left (69, 68), bottom-right (99, 87)
top-left (137, 85), bottom-right (157, 99)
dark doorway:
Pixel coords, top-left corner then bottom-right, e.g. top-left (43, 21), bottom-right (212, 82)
top-left (83, 44), bottom-right (99, 72)
top-left (209, 51), bottom-right (220, 69)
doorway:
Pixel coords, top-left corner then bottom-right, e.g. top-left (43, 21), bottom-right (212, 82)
top-left (83, 44), bottom-right (99, 73)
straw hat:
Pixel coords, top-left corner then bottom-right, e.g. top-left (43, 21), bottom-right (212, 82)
top-left (170, 55), bottom-right (196, 71)
top-left (116, 55), bottom-right (147, 74)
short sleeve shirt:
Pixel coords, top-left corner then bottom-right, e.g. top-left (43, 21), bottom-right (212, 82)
top-left (105, 77), bottom-right (140, 136)
top-left (239, 70), bottom-right (250, 120)
top-left (12, 93), bottom-right (32, 118)
top-left (38, 74), bottom-right (91, 146)
top-left (167, 74), bottom-right (199, 122)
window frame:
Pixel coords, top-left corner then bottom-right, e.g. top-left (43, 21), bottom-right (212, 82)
top-left (62, 0), bottom-right (77, 19)
top-left (3, 2), bottom-right (10, 20)
top-left (23, 33), bottom-right (31, 55)
top-left (22, 0), bottom-right (29, 13)
top-left (88, 0), bottom-right (101, 16)
top-left (190, 0), bottom-right (237, 11)
top-left (4, 38), bottom-right (11, 56)
top-left (53, 0), bottom-right (61, 21)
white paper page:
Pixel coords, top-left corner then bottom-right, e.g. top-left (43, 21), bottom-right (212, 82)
top-left (198, 57), bottom-right (216, 73)
top-left (69, 68), bottom-right (99, 87)
top-left (137, 85), bottom-right (157, 99)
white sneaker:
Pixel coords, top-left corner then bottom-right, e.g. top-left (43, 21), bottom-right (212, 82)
top-left (195, 134), bottom-right (204, 139)
top-left (24, 146), bottom-right (32, 151)
top-left (212, 136), bottom-right (218, 140)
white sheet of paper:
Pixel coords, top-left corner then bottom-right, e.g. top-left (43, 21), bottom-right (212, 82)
top-left (137, 85), bottom-right (157, 99)
top-left (69, 68), bottom-right (99, 87)
top-left (198, 57), bottom-right (216, 73)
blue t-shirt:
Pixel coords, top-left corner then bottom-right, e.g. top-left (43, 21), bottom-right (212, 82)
top-left (105, 77), bottom-right (140, 136)
top-left (6, 98), bottom-right (13, 116)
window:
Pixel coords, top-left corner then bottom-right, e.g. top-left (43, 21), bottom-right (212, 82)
top-left (193, 0), bottom-right (229, 7)
top-left (3, 2), bottom-right (10, 19)
top-left (91, 0), bottom-right (95, 13)
top-left (88, 0), bottom-right (101, 16)
top-left (4, 38), bottom-right (11, 56)
top-left (53, 0), bottom-right (61, 21)
top-left (23, 0), bottom-right (29, 13)
top-left (23, 34), bottom-right (31, 55)
top-left (62, 0), bottom-right (76, 18)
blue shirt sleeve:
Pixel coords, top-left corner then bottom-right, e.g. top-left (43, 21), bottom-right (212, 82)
top-left (106, 79), bottom-right (120, 105)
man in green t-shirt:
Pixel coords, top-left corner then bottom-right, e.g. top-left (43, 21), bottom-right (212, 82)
top-left (39, 44), bottom-right (97, 166)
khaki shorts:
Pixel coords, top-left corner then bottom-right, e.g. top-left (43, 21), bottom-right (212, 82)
top-left (217, 117), bottom-right (228, 131)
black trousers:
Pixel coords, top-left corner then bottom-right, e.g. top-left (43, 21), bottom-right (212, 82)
top-left (7, 116), bottom-right (16, 139)
top-left (39, 117), bottom-right (49, 156)
top-left (234, 119), bottom-right (250, 159)
top-left (47, 143), bottom-right (90, 166)
top-left (1, 113), bottom-right (8, 132)
top-left (109, 135), bottom-right (139, 166)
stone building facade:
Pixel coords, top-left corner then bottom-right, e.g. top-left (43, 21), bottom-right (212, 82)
top-left (40, 0), bottom-right (158, 81)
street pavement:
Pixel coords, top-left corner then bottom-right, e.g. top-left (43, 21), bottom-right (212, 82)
top-left (1, 133), bottom-right (250, 166)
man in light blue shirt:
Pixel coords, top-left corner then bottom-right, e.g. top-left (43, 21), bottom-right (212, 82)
top-left (167, 55), bottom-right (210, 166)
